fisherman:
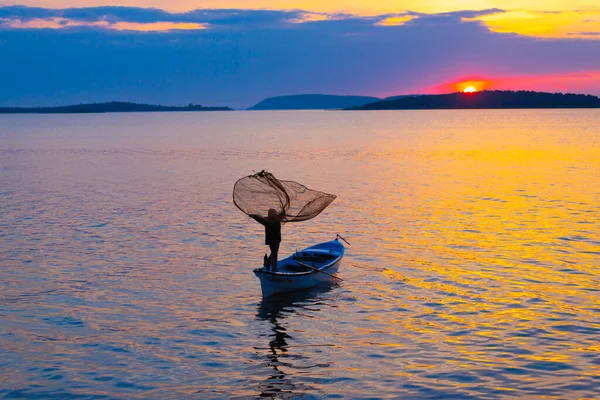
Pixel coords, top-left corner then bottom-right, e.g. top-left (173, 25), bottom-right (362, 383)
top-left (250, 209), bottom-right (286, 272)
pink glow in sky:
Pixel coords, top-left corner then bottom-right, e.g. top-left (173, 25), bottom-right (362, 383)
top-left (423, 71), bottom-right (600, 95)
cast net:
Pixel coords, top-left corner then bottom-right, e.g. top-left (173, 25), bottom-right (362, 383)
top-left (233, 170), bottom-right (336, 222)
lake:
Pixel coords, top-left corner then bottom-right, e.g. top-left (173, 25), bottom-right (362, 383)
top-left (1, 110), bottom-right (599, 399)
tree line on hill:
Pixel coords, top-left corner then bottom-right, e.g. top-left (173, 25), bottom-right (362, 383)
top-left (349, 90), bottom-right (600, 110)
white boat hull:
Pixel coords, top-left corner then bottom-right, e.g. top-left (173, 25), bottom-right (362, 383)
top-left (253, 239), bottom-right (345, 297)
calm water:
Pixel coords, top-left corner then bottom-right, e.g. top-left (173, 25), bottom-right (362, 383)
top-left (1, 110), bottom-right (599, 399)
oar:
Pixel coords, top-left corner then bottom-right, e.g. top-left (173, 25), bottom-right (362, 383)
top-left (295, 261), bottom-right (344, 282)
top-left (336, 234), bottom-right (351, 246)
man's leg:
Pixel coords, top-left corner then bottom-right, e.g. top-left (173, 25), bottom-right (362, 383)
top-left (269, 242), bottom-right (279, 272)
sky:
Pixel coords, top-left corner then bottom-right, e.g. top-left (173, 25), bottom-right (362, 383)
top-left (1, 1), bottom-right (599, 108)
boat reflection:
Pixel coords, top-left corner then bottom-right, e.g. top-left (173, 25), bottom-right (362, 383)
top-left (254, 283), bottom-right (337, 398)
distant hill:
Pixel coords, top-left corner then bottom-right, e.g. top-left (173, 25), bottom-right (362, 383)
top-left (349, 90), bottom-right (600, 110)
top-left (382, 94), bottom-right (422, 101)
top-left (0, 101), bottom-right (231, 114)
top-left (248, 94), bottom-right (381, 110)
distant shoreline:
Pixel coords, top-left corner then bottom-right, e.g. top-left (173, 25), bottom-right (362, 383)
top-left (348, 90), bottom-right (600, 110)
top-left (2, 90), bottom-right (600, 114)
top-left (0, 101), bottom-right (231, 115)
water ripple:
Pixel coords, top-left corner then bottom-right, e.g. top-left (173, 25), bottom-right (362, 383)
top-left (1, 110), bottom-right (599, 399)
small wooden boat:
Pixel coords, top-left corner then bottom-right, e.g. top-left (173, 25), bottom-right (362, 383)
top-left (253, 237), bottom-right (345, 297)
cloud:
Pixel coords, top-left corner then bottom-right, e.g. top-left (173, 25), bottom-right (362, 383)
top-left (375, 15), bottom-right (415, 26)
top-left (465, 9), bottom-right (600, 39)
top-left (0, 16), bottom-right (207, 31)
top-left (285, 12), bottom-right (351, 24)
top-left (0, 6), bottom-right (316, 31)
top-left (1, 6), bottom-right (599, 38)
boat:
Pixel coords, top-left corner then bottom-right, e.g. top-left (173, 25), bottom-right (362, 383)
top-left (253, 237), bottom-right (345, 297)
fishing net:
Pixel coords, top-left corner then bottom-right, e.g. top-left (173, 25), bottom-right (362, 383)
top-left (233, 170), bottom-right (336, 222)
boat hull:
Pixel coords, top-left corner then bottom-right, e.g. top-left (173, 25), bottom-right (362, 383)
top-left (253, 239), bottom-right (344, 297)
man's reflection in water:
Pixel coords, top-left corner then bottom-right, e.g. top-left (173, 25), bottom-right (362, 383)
top-left (255, 283), bottom-right (335, 399)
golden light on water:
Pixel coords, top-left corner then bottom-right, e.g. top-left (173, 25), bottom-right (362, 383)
top-left (1, 110), bottom-right (599, 398)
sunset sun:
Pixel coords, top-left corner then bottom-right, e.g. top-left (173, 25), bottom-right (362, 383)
top-left (451, 80), bottom-right (490, 94)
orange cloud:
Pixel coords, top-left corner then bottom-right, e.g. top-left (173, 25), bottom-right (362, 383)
top-left (0, 17), bottom-right (207, 31)
top-left (375, 15), bottom-right (415, 26)
top-left (111, 21), bottom-right (207, 31)
top-left (464, 9), bottom-right (600, 39)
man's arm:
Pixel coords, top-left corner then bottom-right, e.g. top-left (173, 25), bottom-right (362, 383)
top-left (277, 212), bottom-right (288, 222)
top-left (249, 214), bottom-right (267, 226)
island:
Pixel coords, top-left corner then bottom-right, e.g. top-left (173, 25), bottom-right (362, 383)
top-left (0, 102), bottom-right (231, 114)
top-left (348, 90), bottom-right (600, 110)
